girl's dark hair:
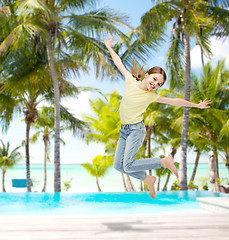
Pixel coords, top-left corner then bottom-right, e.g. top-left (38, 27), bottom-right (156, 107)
top-left (131, 59), bottom-right (167, 86)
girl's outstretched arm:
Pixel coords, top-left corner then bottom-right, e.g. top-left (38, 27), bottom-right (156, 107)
top-left (156, 96), bottom-right (212, 109)
top-left (103, 33), bottom-right (128, 77)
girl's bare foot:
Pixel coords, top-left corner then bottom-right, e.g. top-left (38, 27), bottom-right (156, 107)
top-left (144, 175), bottom-right (157, 199)
top-left (161, 156), bottom-right (179, 179)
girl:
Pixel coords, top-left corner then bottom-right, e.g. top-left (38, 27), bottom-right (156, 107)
top-left (104, 34), bottom-right (211, 199)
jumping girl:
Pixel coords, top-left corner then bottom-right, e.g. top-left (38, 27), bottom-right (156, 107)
top-left (104, 34), bottom-right (211, 199)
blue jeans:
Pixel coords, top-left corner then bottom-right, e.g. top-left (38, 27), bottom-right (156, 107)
top-left (113, 121), bottom-right (161, 181)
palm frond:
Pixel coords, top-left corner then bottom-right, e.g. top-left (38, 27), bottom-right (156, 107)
top-left (81, 163), bottom-right (96, 176)
top-left (141, 1), bottom-right (176, 40)
top-left (57, 0), bottom-right (96, 12)
top-left (69, 8), bottom-right (131, 36)
top-left (60, 104), bottom-right (89, 137)
top-left (17, 0), bottom-right (54, 23)
top-left (209, 6), bottom-right (229, 37)
top-left (166, 36), bottom-right (185, 91)
top-left (219, 119), bottom-right (229, 141)
top-left (0, 22), bottom-right (42, 55)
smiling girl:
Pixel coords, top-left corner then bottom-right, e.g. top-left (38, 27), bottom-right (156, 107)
top-left (104, 34), bottom-right (211, 199)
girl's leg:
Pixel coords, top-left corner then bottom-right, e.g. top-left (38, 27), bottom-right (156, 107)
top-left (114, 123), bottom-right (178, 199)
top-left (144, 175), bottom-right (157, 199)
top-left (144, 156), bottom-right (179, 199)
top-left (121, 125), bottom-right (161, 199)
top-left (113, 129), bottom-right (149, 180)
top-left (123, 127), bottom-right (161, 174)
top-left (161, 156), bottom-right (179, 178)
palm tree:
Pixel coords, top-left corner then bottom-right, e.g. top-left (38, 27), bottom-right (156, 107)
top-left (0, 89), bottom-right (18, 133)
top-left (1, 31), bottom-right (100, 192)
top-left (0, 0), bottom-right (134, 192)
top-left (166, 61), bottom-right (229, 186)
top-left (84, 91), bottom-right (121, 147)
top-left (140, 0), bottom-right (229, 190)
top-left (219, 119), bottom-right (229, 177)
top-left (0, 7), bottom-right (53, 190)
top-left (83, 91), bottom-right (132, 190)
top-left (187, 118), bottom-right (211, 185)
top-left (0, 140), bottom-right (22, 192)
top-left (82, 155), bottom-right (112, 192)
top-left (23, 92), bottom-right (40, 191)
top-left (31, 107), bottom-right (54, 192)
top-left (1, 68), bottom-right (51, 192)
top-left (190, 61), bottom-right (229, 179)
top-left (31, 100), bottom-right (89, 192)
top-left (0, 2), bottom-right (20, 132)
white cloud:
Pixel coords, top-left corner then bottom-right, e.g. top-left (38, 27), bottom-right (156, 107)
top-left (210, 37), bottom-right (229, 61)
top-left (191, 36), bottom-right (229, 69)
top-left (190, 45), bottom-right (206, 69)
top-left (61, 91), bottom-right (92, 120)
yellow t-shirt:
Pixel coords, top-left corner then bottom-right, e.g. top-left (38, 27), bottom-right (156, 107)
top-left (120, 72), bottom-right (160, 124)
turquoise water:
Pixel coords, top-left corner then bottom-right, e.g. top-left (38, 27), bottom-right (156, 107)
top-left (1, 163), bottom-right (228, 193)
top-left (0, 191), bottom-right (227, 215)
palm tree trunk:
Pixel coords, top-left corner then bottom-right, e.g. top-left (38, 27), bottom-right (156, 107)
top-left (140, 180), bottom-right (143, 191)
top-left (147, 126), bottom-right (152, 176)
top-left (200, 44), bottom-right (205, 69)
top-left (157, 177), bottom-right (160, 191)
top-left (121, 173), bottom-right (128, 191)
top-left (25, 121), bottom-right (31, 192)
top-left (162, 172), bottom-right (171, 191)
top-left (180, 32), bottom-right (191, 191)
top-left (42, 139), bottom-right (48, 192)
top-left (213, 148), bottom-right (219, 179)
top-left (46, 33), bottom-right (61, 192)
top-left (126, 175), bottom-right (135, 191)
top-left (171, 147), bottom-right (177, 158)
top-left (189, 149), bottom-right (200, 184)
top-left (2, 168), bottom-right (6, 192)
top-left (226, 153), bottom-right (229, 179)
top-left (96, 176), bottom-right (102, 192)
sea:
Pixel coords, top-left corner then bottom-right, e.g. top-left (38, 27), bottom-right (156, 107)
top-left (1, 163), bottom-right (228, 193)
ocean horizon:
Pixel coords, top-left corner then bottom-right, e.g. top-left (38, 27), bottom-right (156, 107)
top-left (1, 163), bottom-right (228, 193)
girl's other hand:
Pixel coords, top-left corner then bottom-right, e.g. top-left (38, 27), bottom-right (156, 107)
top-left (103, 33), bottom-right (115, 49)
top-left (197, 98), bottom-right (212, 109)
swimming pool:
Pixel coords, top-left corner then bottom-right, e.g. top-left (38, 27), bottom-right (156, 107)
top-left (0, 191), bottom-right (227, 215)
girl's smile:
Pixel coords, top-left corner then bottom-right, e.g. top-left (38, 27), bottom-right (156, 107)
top-left (149, 82), bottom-right (156, 90)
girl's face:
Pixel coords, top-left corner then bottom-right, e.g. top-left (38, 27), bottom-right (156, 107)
top-left (144, 73), bottom-right (164, 91)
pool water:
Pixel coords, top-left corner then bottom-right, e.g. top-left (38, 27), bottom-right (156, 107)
top-left (0, 191), bottom-right (227, 215)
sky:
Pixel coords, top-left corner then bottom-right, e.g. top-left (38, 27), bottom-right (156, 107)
top-left (1, 0), bottom-right (229, 165)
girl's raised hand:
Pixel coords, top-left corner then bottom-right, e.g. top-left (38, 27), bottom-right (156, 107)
top-left (102, 33), bottom-right (128, 76)
top-left (197, 98), bottom-right (212, 109)
top-left (103, 33), bottom-right (115, 49)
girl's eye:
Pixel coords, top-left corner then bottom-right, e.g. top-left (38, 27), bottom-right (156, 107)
top-left (153, 77), bottom-right (161, 87)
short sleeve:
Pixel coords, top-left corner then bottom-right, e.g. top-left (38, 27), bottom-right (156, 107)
top-left (150, 92), bottom-right (160, 102)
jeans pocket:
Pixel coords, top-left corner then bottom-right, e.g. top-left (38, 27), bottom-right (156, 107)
top-left (130, 127), bottom-right (146, 140)
top-left (130, 122), bottom-right (145, 130)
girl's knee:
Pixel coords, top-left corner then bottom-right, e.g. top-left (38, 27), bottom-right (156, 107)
top-left (113, 161), bottom-right (123, 172)
top-left (123, 164), bottom-right (134, 173)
